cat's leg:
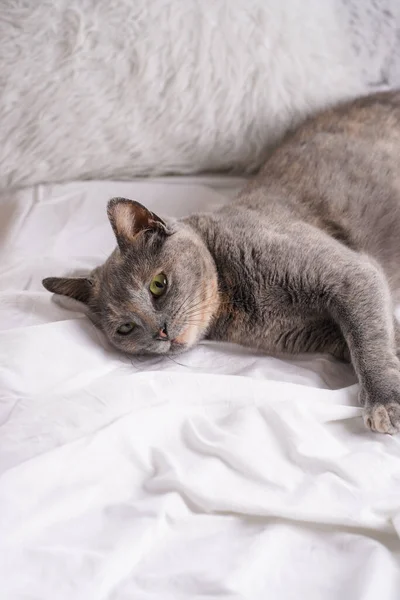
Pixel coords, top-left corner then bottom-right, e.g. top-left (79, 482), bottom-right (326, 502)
top-left (284, 238), bottom-right (400, 434)
top-left (321, 259), bottom-right (399, 432)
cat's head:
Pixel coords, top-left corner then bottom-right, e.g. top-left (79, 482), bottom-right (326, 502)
top-left (43, 198), bottom-right (219, 355)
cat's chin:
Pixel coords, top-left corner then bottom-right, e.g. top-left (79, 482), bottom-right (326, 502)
top-left (142, 339), bottom-right (189, 356)
top-left (162, 340), bottom-right (188, 355)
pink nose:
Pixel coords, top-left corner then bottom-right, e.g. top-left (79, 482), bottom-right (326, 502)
top-left (158, 327), bottom-right (168, 339)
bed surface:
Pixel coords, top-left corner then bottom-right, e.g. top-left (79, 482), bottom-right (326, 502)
top-left (1, 177), bottom-right (399, 599)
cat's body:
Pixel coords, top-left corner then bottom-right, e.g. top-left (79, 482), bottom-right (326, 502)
top-left (186, 92), bottom-right (400, 358)
top-left (44, 91), bottom-right (400, 434)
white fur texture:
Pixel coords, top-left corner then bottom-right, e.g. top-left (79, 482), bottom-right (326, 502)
top-left (1, 0), bottom-right (400, 189)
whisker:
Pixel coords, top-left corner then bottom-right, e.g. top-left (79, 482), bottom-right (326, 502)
top-left (175, 287), bottom-right (205, 314)
top-left (128, 356), bottom-right (146, 369)
top-left (166, 355), bottom-right (190, 368)
top-left (179, 302), bottom-right (221, 320)
top-left (170, 291), bottom-right (204, 323)
top-left (173, 292), bottom-right (196, 317)
top-left (179, 295), bottom-right (220, 314)
top-left (173, 300), bottom-right (209, 322)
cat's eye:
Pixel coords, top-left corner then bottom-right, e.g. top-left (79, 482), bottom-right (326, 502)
top-left (150, 272), bottom-right (168, 298)
top-left (116, 322), bottom-right (136, 335)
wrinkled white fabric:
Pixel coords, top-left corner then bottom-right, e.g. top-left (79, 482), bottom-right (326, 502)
top-left (0, 178), bottom-right (399, 599)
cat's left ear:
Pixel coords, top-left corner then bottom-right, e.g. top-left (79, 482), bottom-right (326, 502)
top-left (42, 277), bottom-right (93, 304)
top-left (107, 198), bottom-right (169, 251)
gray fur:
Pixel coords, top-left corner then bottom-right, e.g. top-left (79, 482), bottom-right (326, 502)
top-left (43, 91), bottom-right (400, 434)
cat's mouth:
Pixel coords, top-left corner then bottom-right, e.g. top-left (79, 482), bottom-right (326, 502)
top-left (150, 335), bottom-right (188, 355)
top-left (162, 326), bottom-right (198, 354)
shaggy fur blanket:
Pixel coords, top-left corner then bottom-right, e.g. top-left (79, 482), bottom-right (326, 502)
top-left (1, 0), bottom-right (400, 189)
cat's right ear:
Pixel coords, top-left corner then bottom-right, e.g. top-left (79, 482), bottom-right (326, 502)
top-left (42, 277), bottom-right (93, 304)
top-left (107, 197), bottom-right (169, 252)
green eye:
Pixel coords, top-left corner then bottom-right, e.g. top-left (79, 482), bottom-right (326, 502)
top-left (117, 322), bottom-right (135, 335)
top-left (150, 272), bottom-right (168, 297)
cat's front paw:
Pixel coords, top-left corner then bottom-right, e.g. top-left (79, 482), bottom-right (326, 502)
top-left (363, 402), bottom-right (400, 435)
top-left (360, 369), bottom-right (400, 434)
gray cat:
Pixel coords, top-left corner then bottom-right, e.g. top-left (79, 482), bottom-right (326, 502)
top-left (43, 91), bottom-right (400, 435)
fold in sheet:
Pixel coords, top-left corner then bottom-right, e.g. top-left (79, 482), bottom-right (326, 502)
top-left (0, 178), bottom-right (399, 599)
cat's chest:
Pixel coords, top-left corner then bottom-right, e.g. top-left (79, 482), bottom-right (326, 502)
top-left (209, 265), bottom-right (313, 346)
top-left (196, 212), bottom-right (322, 345)
top-left (207, 236), bottom-right (320, 347)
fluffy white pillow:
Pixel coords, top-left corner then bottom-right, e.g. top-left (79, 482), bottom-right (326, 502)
top-left (1, 0), bottom-right (400, 189)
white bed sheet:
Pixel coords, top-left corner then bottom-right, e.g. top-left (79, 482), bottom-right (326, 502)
top-left (0, 177), bottom-right (399, 599)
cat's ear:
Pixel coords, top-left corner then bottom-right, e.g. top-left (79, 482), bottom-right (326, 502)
top-left (107, 197), bottom-right (168, 251)
top-left (42, 277), bottom-right (93, 304)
